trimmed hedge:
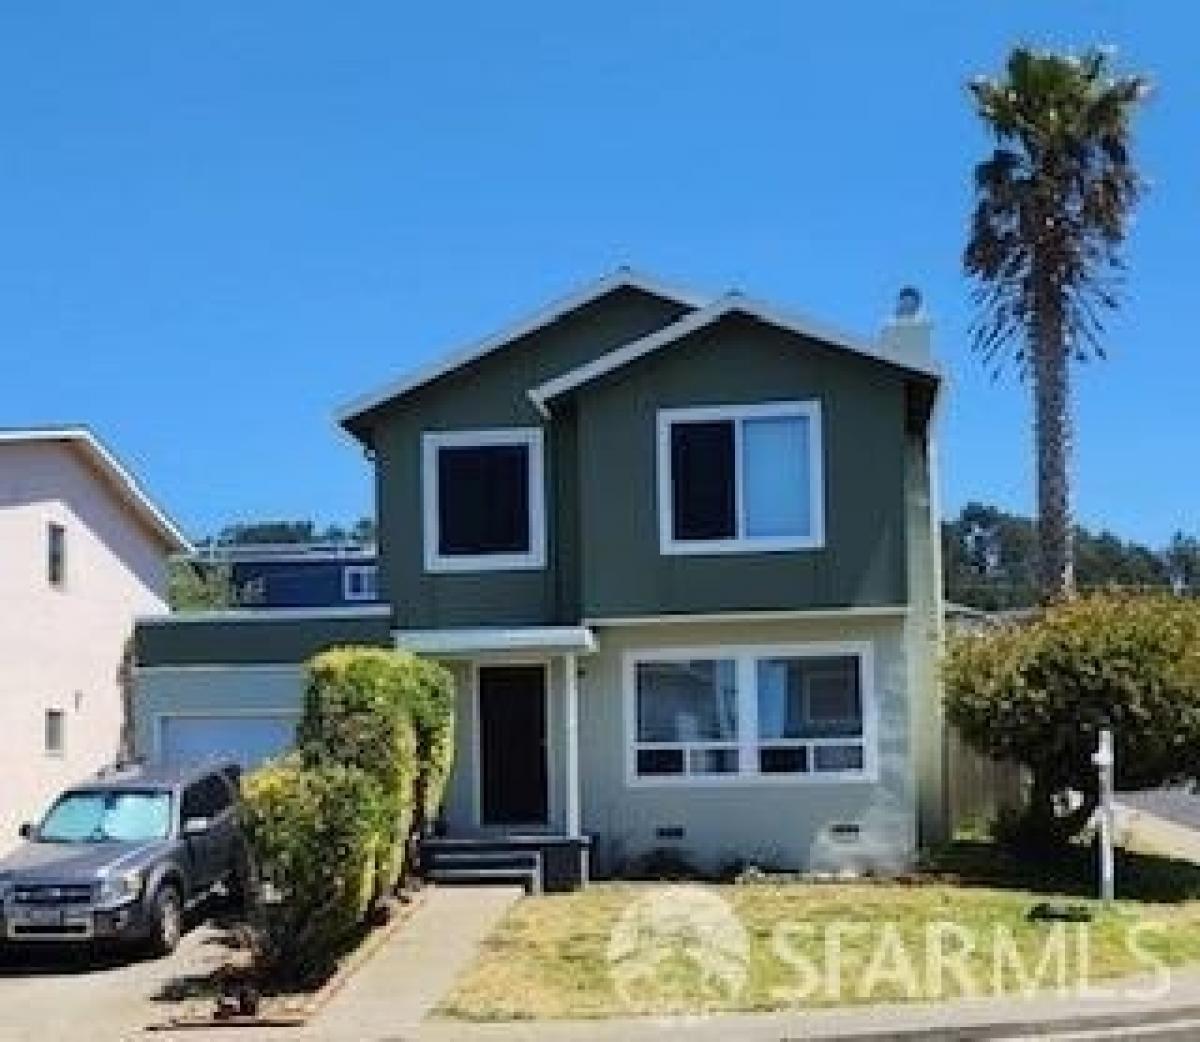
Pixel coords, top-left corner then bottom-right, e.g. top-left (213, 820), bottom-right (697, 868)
top-left (240, 647), bottom-right (456, 980)
top-left (406, 654), bottom-right (456, 835)
top-left (297, 647), bottom-right (455, 894)
top-left (240, 756), bottom-right (379, 983)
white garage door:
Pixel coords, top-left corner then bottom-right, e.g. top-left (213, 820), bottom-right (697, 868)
top-left (159, 715), bottom-right (298, 770)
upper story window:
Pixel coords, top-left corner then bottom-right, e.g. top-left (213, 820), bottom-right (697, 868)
top-left (47, 522), bottom-right (67, 587)
top-left (421, 428), bottom-right (546, 573)
top-left (657, 401), bottom-right (824, 555)
top-left (343, 563), bottom-right (379, 601)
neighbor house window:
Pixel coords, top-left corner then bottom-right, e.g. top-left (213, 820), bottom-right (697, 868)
top-left (47, 522), bottom-right (66, 587)
top-left (657, 401), bottom-right (824, 554)
top-left (626, 644), bottom-right (873, 784)
top-left (343, 564), bottom-right (378, 601)
top-left (421, 428), bottom-right (546, 572)
top-left (45, 709), bottom-right (65, 756)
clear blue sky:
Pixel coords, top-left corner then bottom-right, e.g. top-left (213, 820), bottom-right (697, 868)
top-left (2, 3), bottom-right (1193, 545)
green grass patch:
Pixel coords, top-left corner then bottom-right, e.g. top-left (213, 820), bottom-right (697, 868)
top-left (438, 844), bottom-right (1200, 1020)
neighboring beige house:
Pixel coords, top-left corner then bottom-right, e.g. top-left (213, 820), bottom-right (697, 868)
top-left (0, 428), bottom-right (189, 849)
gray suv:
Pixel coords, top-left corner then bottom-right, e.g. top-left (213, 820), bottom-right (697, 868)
top-left (0, 761), bottom-right (246, 957)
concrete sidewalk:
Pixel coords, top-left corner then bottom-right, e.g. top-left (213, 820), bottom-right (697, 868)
top-left (414, 969), bottom-right (1200, 1042)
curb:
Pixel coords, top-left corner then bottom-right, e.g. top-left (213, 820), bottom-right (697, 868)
top-left (794, 1002), bottom-right (1200, 1041)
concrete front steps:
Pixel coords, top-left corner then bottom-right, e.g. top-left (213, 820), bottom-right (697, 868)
top-left (422, 835), bottom-right (590, 893)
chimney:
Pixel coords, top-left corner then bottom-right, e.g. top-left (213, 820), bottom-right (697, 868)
top-left (881, 285), bottom-right (932, 364)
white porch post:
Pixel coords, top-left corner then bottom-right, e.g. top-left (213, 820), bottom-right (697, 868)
top-left (564, 652), bottom-right (581, 838)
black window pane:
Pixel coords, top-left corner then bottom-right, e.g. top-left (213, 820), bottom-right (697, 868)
top-left (181, 784), bottom-right (204, 819)
top-left (206, 775), bottom-right (232, 813)
top-left (438, 444), bottom-right (530, 556)
top-left (637, 749), bottom-right (685, 776)
top-left (688, 748), bottom-right (739, 774)
top-left (670, 421), bottom-right (735, 541)
top-left (47, 523), bottom-right (66, 586)
top-left (759, 746), bottom-right (809, 774)
top-left (814, 744), bottom-right (864, 772)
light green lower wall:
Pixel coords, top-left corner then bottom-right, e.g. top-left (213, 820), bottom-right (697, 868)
top-left (135, 614), bottom-right (920, 876)
top-left (577, 616), bottom-right (915, 875)
top-left (436, 614), bottom-right (915, 874)
top-left (133, 665), bottom-right (304, 761)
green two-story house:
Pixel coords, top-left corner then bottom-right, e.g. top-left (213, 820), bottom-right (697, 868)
top-left (134, 269), bottom-right (945, 886)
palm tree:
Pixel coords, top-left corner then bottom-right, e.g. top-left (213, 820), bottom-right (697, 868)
top-left (964, 47), bottom-right (1148, 601)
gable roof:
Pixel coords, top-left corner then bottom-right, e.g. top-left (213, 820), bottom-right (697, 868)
top-left (336, 267), bottom-right (707, 436)
top-left (527, 292), bottom-right (941, 414)
top-left (0, 426), bottom-right (192, 552)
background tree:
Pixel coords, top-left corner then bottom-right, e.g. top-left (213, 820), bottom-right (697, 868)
top-left (964, 47), bottom-right (1148, 601)
top-left (942, 502), bottom-right (1184, 610)
top-left (168, 558), bottom-right (233, 610)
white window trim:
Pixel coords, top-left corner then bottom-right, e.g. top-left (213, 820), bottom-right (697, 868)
top-left (622, 641), bottom-right (878, 787)
top-left (421, 427), bottom-right (547, 574)
top-left (342, 563), bottom-right (378, 601)
top-left (656, 400), bottom-right (825, 556)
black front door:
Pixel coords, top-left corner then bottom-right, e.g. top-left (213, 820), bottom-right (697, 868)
top-left (478, 664), bottom-right (548, 826)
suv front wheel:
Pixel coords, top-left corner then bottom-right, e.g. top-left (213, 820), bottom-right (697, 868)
top-left (147, 883), bottom-right (182, 957)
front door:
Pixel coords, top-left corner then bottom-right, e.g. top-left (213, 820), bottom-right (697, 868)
top-left (478, 664), bottom-right (548, 826)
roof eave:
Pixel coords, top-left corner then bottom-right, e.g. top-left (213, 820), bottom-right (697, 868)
top-left (334, 268), bottom-right (707, 441)
top-left (0, 427), bottom-right (192, 553)
top-left (528, 294), bottom-right (943, 410)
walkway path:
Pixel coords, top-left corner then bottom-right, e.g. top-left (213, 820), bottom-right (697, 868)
top-left (146, 884), bottom-right (520, 1042)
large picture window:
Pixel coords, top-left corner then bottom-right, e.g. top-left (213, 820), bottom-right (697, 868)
top-left (421, 428), bottom-right (546, 572)
top-left (625, 644), bottom-right (874, 784)
top-left (657, 401), bottom-right (824, 554)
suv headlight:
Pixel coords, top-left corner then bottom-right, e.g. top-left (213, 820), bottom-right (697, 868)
top-left (99, 869), bottom-right (145, 906)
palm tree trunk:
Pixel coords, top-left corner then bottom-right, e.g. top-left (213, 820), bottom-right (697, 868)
top-left (1032, 276), bottom-right (1075, 602)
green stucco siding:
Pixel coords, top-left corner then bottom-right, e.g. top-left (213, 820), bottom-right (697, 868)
top-left (371, 287), bottom-right (690, 629)
top-left (576, 314), bottom-right (910, 617)
top-left (135, 614), bottom-right (393, 666)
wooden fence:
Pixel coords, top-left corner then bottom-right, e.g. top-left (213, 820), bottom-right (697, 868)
top-left (947, 726), bottom-right (1026, 833)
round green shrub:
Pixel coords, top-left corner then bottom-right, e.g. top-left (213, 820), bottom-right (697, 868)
top-left (945, 592), bottom-right (1200, 846)
top-left (240, 756), bottom-right (379, 984)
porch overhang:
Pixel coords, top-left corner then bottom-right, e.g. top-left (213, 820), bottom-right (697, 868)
top-left (393, 625), bottom-right (596, 658)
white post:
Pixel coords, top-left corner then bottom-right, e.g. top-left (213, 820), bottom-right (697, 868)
top-left (1092, 728), bottom-right (1115, 903)
top-left (564, 653), bottom-right (581, 838)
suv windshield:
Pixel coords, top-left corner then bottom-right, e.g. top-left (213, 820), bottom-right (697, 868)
top-left (38, 790), bottom-right (172, 843)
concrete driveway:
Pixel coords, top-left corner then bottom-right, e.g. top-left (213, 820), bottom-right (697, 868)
top-left (1119, 787), bottom-right (1200, 863)
top-left (0, 918), bottom-right (230, 1042)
